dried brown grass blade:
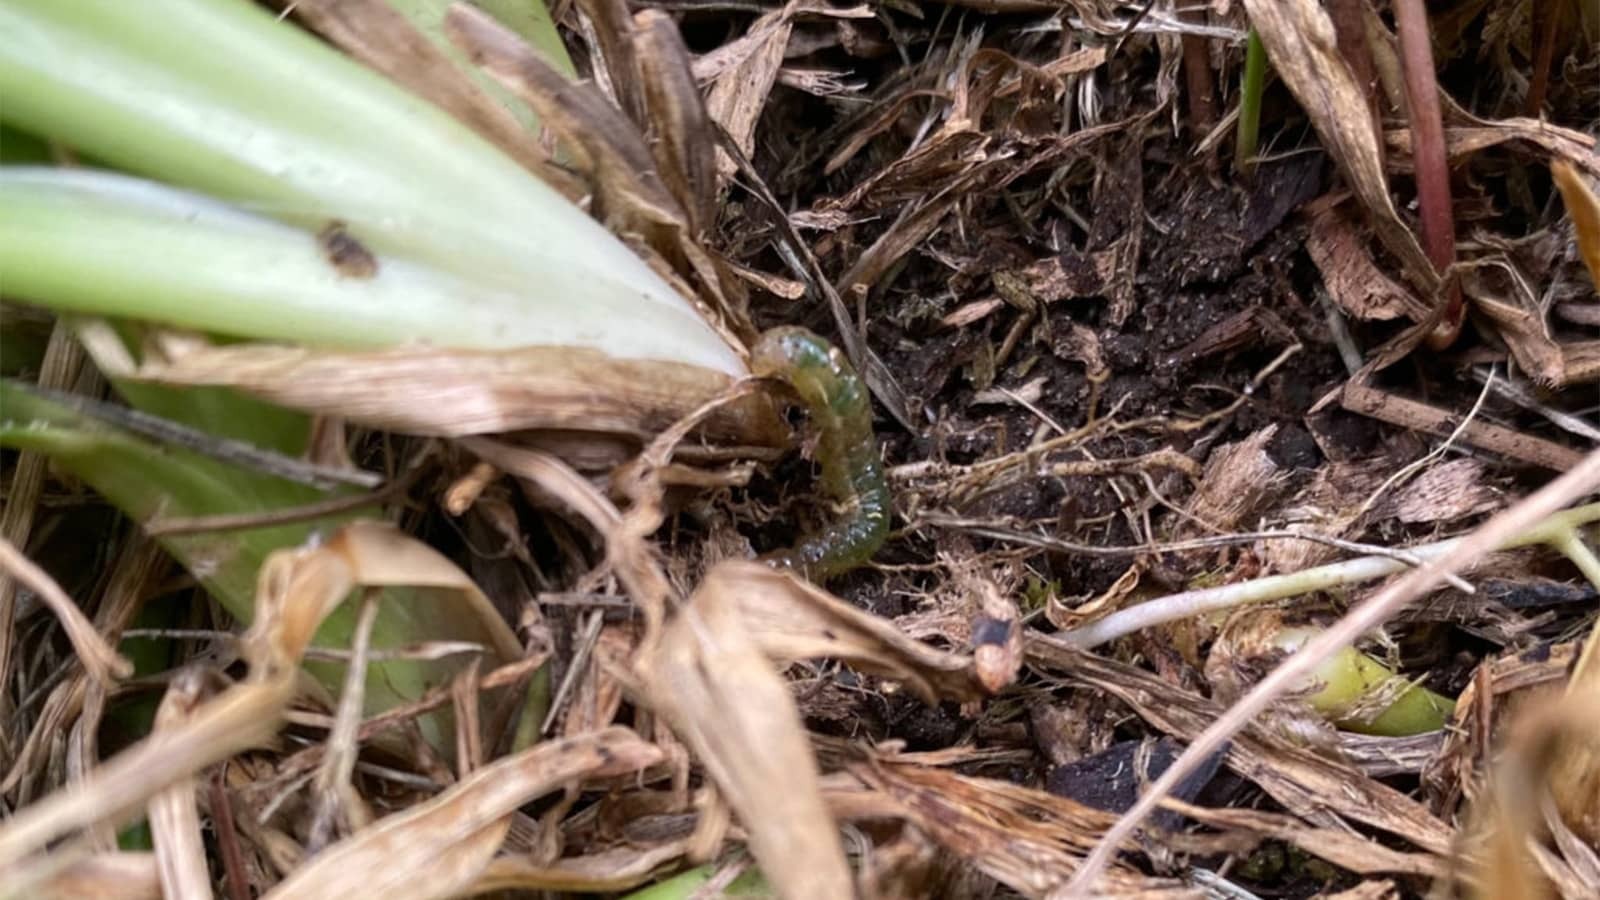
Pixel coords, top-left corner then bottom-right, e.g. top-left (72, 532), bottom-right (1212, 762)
top-left (1385, 122), bottom-right (1600, 180)
top-left (263, 728), bottom-right (662, 900)
top-left (0, 537), bottom-right (131, 688)
top-left (0, 319), bottom-right (86, 715)
top-left (853, 761), bottom-right (1186, 897)
top-left (1165, 799), bottom-right (1444, 878)
top-left (572, 0), bottom-right (645, 124)
top-left (0, 650), bottom-right (293, 884)
top-left (1242, 0), bottom-right (1438, 295)
top-left (126, 338), bottom-right (786, 446)
top-left (635, 562), bottom-right (854, 900)
top-left (469, 840), bottom-right (690, 893)
top-left (21, 853), bottom-right (161, 900)
top-left (459, 438), bottom-right (678, 644)
top-left (715, 561), bottom-right (986, 702)
top-left (632, 11), bottom-right (720, 231)
top-left (1059, 448), bottom-right (1600, 895)
top-left (445, 3), bottom-right (683, 234)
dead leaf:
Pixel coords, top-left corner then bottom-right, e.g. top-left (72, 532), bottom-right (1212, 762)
top-left (711, 562), bottom-right (986, 702)
top-left (1186, 427), bottom-right (1289, 533)
top-left (705, 4), bottom-right (794, 182)
top-left (1552, 159), bottom-right (1600, 293)
top-left (123, 337), bottom-right (786, 446)
top-left (1388, 458), bottom-right (1500, 524)
top-left (853, 761), bottom-right (1190, 897)
top-left (635, 562), bottom-right (854, 900)
top-left (1306, 198), bottom-right (1431, 321)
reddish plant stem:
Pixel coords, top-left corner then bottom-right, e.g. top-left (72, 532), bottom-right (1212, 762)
top-left (210, 765), bottom-right (251, 900)
top-left (1179, 10), bottom-right (1217, 137)
top-left (1326, 0), bottom-right (1384, 169)
top-left (1525, 0), bottom-right (1562, 117)
top-left (1393, 0), bottom-right (1461, 349)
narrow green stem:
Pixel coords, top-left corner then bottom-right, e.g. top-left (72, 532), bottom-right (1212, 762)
top-left (1235, 28), bottom-right (1267, 177)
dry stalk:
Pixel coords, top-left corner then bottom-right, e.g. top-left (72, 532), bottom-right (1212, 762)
top-left (307, 588), bottom-right (382, 849)
top-left (147, 669), bottom-right (214, 900)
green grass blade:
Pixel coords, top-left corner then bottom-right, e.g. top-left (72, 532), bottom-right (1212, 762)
top-left (1235, 28), bottom-right (1267, 177)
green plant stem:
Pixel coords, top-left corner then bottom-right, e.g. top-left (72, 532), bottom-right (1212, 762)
top-left (1234, 28), bottom-right (1266, 176)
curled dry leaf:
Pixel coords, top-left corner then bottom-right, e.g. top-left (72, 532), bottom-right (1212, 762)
top-left (704, 3), bottom-right (794, 182)
top-left (264, 728), bottom-right (663, 900)
top-left (126, 336), bottom-right (787, 446)
top-left (634, 562), bottom-right (854, 900)
top-left (710, 561), bottom-right (987, 702)
top-left (1469, 297), bottom-right (1600, 388)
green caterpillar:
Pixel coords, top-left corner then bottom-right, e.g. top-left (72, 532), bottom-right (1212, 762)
top-left (750, 326), bottom-right (890, 581)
